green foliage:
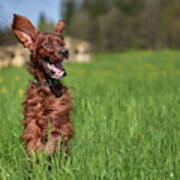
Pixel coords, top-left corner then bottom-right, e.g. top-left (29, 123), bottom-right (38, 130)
top-left (161, 1), bottom-right (180, 48)
top-left (112, 0), bottom-right (144, 15)
top-left (61, 0), bottom-right (76, 27)
top-left (61, 0), bottom-right (180, 52)
top-left (82, 0), bottom-right (110, 17)
top-left (0, 50), bottom-right (180, 179)
top-left (38, 13), bottom-right (55, 33)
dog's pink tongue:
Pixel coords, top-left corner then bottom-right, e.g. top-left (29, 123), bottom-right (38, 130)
top-left (50, 64), bottom-right (62, 75)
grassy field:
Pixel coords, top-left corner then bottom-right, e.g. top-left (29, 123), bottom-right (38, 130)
top-left (0, 50), bottom-right (180, 179)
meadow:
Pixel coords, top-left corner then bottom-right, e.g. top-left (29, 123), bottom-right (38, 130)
top-left (0, 50), bottom-right (180, 179)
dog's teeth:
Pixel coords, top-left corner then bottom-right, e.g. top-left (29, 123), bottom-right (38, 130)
top-left (47, 63), bottom-right (51, 68)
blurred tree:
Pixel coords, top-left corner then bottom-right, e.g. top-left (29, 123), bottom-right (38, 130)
top-left (161, 0), bottom-right (180, 48)
top-left (59, 0), bottom-right (180, 51)
top-left (112, 0), bottom-right (144, 15)
top-left (147, 0), bottom-right (161, 49)
top-left (69, 10), bottom-right (91, 41)
top-left (38, 13), bottom-right (55, 32)
top-left (82, 0), bottom-right (110, 18)
top-left (99, 7), bottom-right (123, 51)
top-left (61, 0), bottom-right (76, 27)
top-left (80, 0), bottom-right (111, 47)
top-left (99, 7), bottom-right (142, 51)
top-left (0, 29), bottom-right (17, 46)
top-left (138, 0), bottom-right (161, 49)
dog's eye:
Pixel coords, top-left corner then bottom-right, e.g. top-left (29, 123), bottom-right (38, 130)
top-left (44, 42), bottom-right (50, 47)
top-left (60, 43), bottom-right (64, 47)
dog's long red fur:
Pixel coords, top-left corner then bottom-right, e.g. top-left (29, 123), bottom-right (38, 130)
top-left (12, 14), bottom-right (74, 156)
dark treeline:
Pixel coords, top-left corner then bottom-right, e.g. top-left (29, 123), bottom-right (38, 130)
top-left (0, 0), bottom-right (180, 52)
top-left (0, 29), bottom-right (17, 46)
top-left (61, 0), bottom-right (180, 52)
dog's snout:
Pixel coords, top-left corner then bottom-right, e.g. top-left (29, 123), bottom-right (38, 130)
top-left (59, 49), bottom-right (69, 56)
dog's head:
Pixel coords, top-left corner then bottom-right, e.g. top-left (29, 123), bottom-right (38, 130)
top-left (12, 14), bottom-right (68, 80)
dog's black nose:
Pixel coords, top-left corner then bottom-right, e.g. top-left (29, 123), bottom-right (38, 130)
top-left (59, 49), bottom-right (69, 57)
top-left (62, 71), bottom-right (67, 77)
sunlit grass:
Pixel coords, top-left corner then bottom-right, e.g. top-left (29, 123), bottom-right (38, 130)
top-left (0, 50), bottom-right (180, 179)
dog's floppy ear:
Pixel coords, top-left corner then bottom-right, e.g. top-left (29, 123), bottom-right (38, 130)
top-left (12, 14), bottom-right (38, 49)
top-left (54, 20), bottom-right (66, 34)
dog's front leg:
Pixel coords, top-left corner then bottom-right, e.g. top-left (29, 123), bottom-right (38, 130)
top-left (44, 132), bottom-right (70, 155)
top-left (23, 121), bottom-right (43, 157)
top-left (44, 132), bottom-right (59, 155)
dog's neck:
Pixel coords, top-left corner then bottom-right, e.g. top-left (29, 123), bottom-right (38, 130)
top-left (28, 64), bottom-right (46, 82)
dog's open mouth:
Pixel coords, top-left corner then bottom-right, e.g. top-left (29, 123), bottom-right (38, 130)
top-left (44, 59), bottom-right (66, 80)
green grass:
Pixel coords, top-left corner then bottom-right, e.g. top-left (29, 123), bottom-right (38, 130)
top-left (0, 50), bottom-right (180, 179)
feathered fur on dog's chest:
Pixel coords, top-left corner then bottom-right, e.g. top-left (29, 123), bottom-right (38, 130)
top-left (22, 82), bottom-right (73, 154)
top-left (23, 82), bottom-right (72, 126)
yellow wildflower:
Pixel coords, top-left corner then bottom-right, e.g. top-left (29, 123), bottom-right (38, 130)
top-left (0, 77), bottom-right (3, 83)
top-left (175, 69), bottom-right (180, 74)
top-left (161, 71), bottom-right (167, 77)
top-left (76, 70), bottom-right (85, 75)
top-left (1, 87), bottom-right (7, 94)
top-left (18, 89), bottom-right (24, 95)
top-left (15, 76), bottom-right (20, 81)
top-left (144, 62), bottom-right (153, 69)
top-left (141, 49), bottom-right (153, 58)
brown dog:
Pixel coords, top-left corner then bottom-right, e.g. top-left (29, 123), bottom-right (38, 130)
top-left (12, 14), bottom-right (74, 156)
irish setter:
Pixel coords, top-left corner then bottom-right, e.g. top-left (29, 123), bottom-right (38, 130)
top-left (12, 14), bottom-right (74, 156)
